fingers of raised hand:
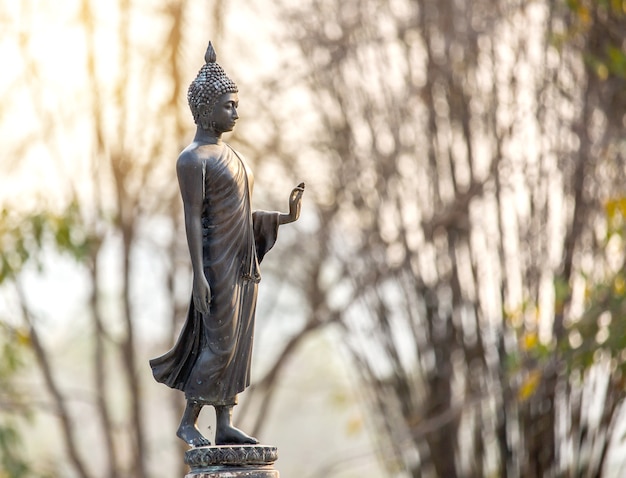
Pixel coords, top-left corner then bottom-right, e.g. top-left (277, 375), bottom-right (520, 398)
top-left (291, 187), bottom-right (304, 201)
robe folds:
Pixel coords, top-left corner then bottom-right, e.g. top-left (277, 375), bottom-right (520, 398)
top-left (150, 144), bottom-right (279, 405)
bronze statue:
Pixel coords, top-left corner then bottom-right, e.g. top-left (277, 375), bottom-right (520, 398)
top-left (150, 42), bottom-right (304, 448)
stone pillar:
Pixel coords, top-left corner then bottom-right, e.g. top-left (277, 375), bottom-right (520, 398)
top-left (184, 445), bottom-right (279, 478)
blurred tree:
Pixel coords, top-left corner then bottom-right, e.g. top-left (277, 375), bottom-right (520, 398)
top-left (237, 0), bottom-right (626, 476)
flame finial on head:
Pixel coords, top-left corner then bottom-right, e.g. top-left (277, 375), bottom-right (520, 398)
top-left (205, 41), bottom-right (217, 64)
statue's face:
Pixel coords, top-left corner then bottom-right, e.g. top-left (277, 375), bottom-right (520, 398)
top-left (210, 92), bottom-right (239, 133)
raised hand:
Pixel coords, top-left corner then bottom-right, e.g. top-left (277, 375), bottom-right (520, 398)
top-left (279, 182), bottom-right (305, 225)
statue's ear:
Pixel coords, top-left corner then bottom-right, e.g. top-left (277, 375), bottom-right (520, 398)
top-left (198, 103), bottom-right (211, 130)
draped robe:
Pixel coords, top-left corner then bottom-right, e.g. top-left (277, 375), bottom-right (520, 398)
top-left (150, 144), bottom-right (279, 405)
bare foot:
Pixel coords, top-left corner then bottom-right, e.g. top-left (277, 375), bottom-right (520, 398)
top-left (215, 425), bottom-right (259, 446)
top-left (177, 424), bottom-right (211, 447)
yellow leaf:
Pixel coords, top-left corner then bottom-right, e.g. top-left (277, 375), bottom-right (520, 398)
top-left (521, 332), bottom-right (538, 351)
top-left (16, 328), bottom-right (31, 347)
top-left (615, 276), bottom-right (626, 295)
top-left (330, 391), bottom-right (349, 407)
top-left (577, 6), bottom-right (591, 24)
top-left (346, 415), bottom-right (363, 436)
top-left (619, 198), bottom-right (626, 216)
top-left (518, 370), bottom-right (542, 401)
top-left (605, 197), bottom-right (626, 219)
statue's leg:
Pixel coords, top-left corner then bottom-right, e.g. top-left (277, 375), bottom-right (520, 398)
top-left (214, 402), bottom-right (259, 445)
top-left (176, 400), bottom-right (211, 447)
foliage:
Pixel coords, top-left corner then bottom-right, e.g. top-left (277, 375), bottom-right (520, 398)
top-left (565, 0), bottom-right (626, 80)
top-left (0, 419), bottom-right (29, 478)
top-left (0, 323), bottom-right (42, 478)
top-left (0, 202), bottom-right (96, 477)
top-left (0, 202), bottom-right (95, 283)
top-left (256, 0), bottom-right (626, 476)
top-left (0, 325), bottom-right (27, 477)
top-left (561, 199), bottom-right (626, 377)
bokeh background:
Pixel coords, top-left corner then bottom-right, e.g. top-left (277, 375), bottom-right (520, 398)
top-left (1, 0), bottom-right (626, 477)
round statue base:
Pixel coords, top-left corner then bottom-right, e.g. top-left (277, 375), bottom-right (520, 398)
top-left (185, 445), bottom-right (279, 478)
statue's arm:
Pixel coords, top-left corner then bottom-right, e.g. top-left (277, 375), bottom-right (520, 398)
top-left (251, 182), bottom-right (305, 263)
top-left (177, 153), bottom-right (211, 315)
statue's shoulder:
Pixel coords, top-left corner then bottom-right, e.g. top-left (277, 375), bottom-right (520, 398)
top-left (176, 142), bottom-right (219, 171)
top-left (177, 146), bottom-right (196, 162)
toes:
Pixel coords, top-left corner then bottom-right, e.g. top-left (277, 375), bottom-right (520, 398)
top-left (177, 425), bottom-right (211, 447)
top-left (192, 437), bottom-right (211, 447)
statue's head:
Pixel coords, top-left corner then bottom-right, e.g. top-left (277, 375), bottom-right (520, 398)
top-left (187, 42), bottom-right (238, 129)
